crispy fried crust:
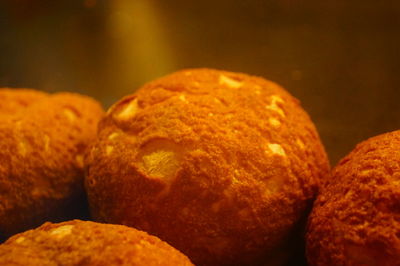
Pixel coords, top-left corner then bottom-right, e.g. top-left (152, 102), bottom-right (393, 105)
top-left (307, 131), bottom-right (400, 266)
top-left (0, 89), bottom-right (104, 239)
top-left (86, 69), bottom-right (329, 265)
top-left (0, 220), bottom-right (193, 265)
top-left (0, 89), bottom-right (48, 116)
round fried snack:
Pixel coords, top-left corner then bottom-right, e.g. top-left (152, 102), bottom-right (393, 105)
top-left (0, 89), bottom-right (104, 239)
top-left (86, 69), bottom-right (329, 265)
top-left (0, 220), bottom-right (193, 265)
top-left (307, 131), bottom-right (400, 266)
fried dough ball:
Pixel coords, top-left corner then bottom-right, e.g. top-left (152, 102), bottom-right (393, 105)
top-left (307, 131), bottom-right (400, 266)
top-left (0, 220), bottom-right (193, 266)
top-left (0, 89), bottom-right (104, 239)
top-left (86, 69), bottom-right (329, 265)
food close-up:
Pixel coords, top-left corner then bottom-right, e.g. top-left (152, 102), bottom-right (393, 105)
top-left (307, 131), bottom-right (400, 266)
top-left (2, 1), bottom-right (400, 264)
top-left (0, 220), bottom-right (193, 266)
top-left (0, 89), bottom-right (104, 240)
top-left (85, 68), bottom-right (330, 265)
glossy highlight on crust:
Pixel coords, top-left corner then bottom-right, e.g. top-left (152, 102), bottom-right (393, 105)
top-left (86, 68), bottom-right (330, 265)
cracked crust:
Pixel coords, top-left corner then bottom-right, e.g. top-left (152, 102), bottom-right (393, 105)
top-left (0, 220), bottom-right (193, 265)
top-left (307, 130), bottom-right (400, 266)
top-left (0, 89), bottom-right (104, 239)
top-left (86, 69), bottom-right (329, 265)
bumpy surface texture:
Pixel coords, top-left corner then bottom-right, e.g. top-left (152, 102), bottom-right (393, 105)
top-left (0, 89), bottom-right (104, 239)
top-left (0, 220), bottom-right (193, 265)
top-left (86, 69), bottom-right (329, 265)
top-left (307, 130), bottom-right (400, 266)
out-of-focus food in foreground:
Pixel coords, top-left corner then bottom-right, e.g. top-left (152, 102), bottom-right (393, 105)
top-left (0, 219), bottom-right (193, 265)
top-left (307, 130), bottom-right (400, 266)
top-left (0, 89), bottom-right (103, 240)
top-left (86, 68), bottom-right (330, 265)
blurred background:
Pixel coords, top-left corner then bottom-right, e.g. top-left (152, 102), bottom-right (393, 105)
top-left (1, 0), bottom-right (400, 164)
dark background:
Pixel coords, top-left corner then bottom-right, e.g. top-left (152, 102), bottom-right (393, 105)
top-left (1, 0), bottom-right (400, 165)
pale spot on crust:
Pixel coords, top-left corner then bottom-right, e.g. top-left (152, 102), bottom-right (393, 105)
top-left (267, 143), bottom-right (286, 156)
top-left (271, 95), bottom-right (284, 103)
top-left (392, 179), bottom-right (400, 186)
top-left (15, 237), bottom-right (25, 243)
top-left (360, 169), bottom-right (372, 176)
top-left (138, 239), bottom-right (153, 249)
top-left (296, 138), bottom-right (305, 149)
top-left (219, 75), bottom-right (242, 88)
top-left (213, 98), bottom-right (222, 104)
top-left (208, 113), bottom-right (214, 117)
top-left (142, 150), bottom-right (179, 179)
top-left (76, 155), bottom-right (84, 168)
top-left (18, 142), bottom-right (27, 156)
top-left (50, 225), bottom-right (74, 238)
top-left (184, 71), bottom-right (192, 76)
top-left (179, 94), bottom-right (187, 102)
top-left (18, 138), bottom-right (29, 156)
top-left (139, 139), bottom-right (183, 181)
top-left (63, 108), bottom-right (77, 122)
top-left (108, 132), bottom-right (119, 140)
top-left (269, 117), bottom-right (281, 127)
top-left (116, 98), bottom-right (139, 121)
top-left (232, 169), bottom-right (240, 184)
top-left (231, 177), bottom-right (239, 184)
top-left (106, 145), bottom-right (114, 155)
top-left (255, 90), bottom-right (261, 95)
top-left (266, 95), bottom-right (285, 117)
top-left (44, 134), bottom-right (50, 152)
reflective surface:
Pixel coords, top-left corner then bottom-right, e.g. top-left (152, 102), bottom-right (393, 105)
top-left (1, 0), bottom-right (400, 164)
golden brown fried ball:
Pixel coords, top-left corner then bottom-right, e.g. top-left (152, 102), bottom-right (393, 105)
top-left (307, 130), bottom-right (400, 266)
top-left (0, 89), bottom-right (104, 239)
top-left (0, 220), bottom-right (193, 265)
top-left (86, 69), bottom-right (329, 265)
